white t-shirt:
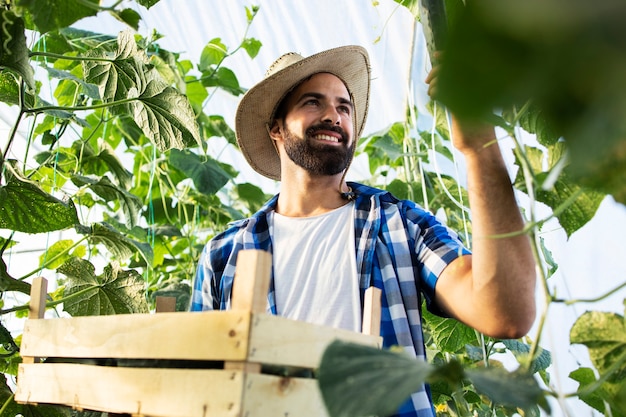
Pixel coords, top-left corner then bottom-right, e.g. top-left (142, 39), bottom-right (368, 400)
top-left (270, 202), bottom-right (361, 332)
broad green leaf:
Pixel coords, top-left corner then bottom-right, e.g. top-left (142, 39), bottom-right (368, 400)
top-left (466, 367), bottom-right (549, 413)
top-left (570, 310), bottom-right (626, 382)
top-left (169, 149), bottom-right (232, 196)
top-left (129, 78), bottom-right (202, 150)
top-left (0, 168), bottom-right (79, 233)
top-left (14, 0), bottom-right (98, 34)
top-left (422, 305), bottom-right (476, 353)
top-left (0, 11), bottom-right (35, 90)
top-left (83, 30), bottom-right (147, 104)
top-left (318, 341), bottom-right (431, 417)
top-left (71, 175), bottom-right (141, 229)
top-left (82, 222), bottom-right (153, 266)
top-left (58, 257), bottom-right (148, 316)
top-left (199, 38), bottom-right (228, 70)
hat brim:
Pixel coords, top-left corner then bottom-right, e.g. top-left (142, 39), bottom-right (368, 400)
top-left (235, 45), bottom-right (371, 181)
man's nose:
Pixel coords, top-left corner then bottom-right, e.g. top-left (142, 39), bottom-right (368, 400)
top-left (322, 106), bottom-right (341, 125)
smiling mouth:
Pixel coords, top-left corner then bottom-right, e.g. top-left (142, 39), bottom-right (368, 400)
top-left (314, 134), bottom-right (340, 143)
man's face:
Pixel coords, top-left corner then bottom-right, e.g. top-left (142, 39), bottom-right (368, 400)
top-left (274, 73), bottom-right (355, 176)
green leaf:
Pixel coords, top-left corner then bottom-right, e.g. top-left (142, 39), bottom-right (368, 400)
top-left (466, 367), bottom-right (549, 413)
top-left (0, 71), bottom-right (21, 106)
top-left (201, 66), bottom-right (245, 96)
top-left (129, 77), bottom-right (202, 150)
top-left (72, 141), bottom-right (133, 189)
top-left (0, 168), bottom-right (79, 233)
top-left (71, 175), bottom-right (142, 229)
top-left (199, 38), bottom-right (227, 70)
top-left (83, 33), bottom-right (147, 104)
top-left (422, 306), bottom-right (477, 353)
top-left (570, 310), bottom-right (626, 381)
top-left (0, 322), bottom-right (19, 357)
top-left (39, 239), bottom-right (75, 270)
top-left (569, 367), bottom-right (612, 415)
top-left (318, 341), bottom-right (431, 417)
top-left (15, 0), bottom-right (99, 34)
top-left (242, 38), bottom-right (262, 59)
top-left (82, 222), bottom-right (153, 266)
top-left (46, 66), bottom-right (100, 100)
top-left (536, 175), bottom-right (604, 237)
top-left (137, 0), bottom-right (160, 9)
top-left (169, 149), bottom-right (232, 196)
top-left (203, 114), bottom-right (237, 146)
top-left (0, 11), bottom-right (36, 90)
top-left (58, 257), bottom-right (148, 316)
top-left (0, 258), bottom-right (31, 295)
top-left (110, 8), bottom-right (141, 31)
top-left (235, 183), bottom-right (268, 213)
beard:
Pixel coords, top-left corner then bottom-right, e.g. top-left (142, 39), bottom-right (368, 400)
top-left (282, 124), bottom-right (354, 176)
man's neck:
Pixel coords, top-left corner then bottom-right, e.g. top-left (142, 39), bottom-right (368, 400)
top-left (276, 173), bottom-right (350, 217)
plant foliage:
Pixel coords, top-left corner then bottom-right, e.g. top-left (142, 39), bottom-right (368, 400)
top-left (0, 1), bottom-right (623, 416)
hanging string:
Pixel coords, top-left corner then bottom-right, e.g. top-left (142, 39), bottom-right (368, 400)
top-left (144, 144), bottom-right (157, 282)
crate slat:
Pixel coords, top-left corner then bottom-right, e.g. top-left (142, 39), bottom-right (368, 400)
top-left (249, 314), bottom-right (380, 368)
top-left (20, 311), bottom-right (251, 361)
top-left (16, 363), bottom-right (329, 417)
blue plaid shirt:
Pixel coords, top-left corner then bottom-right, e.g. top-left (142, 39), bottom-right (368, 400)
top-left (191, 182), bottom-right (470, 417)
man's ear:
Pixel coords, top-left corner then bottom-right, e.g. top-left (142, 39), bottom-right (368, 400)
top-left (268, 120), bottom-right (283, 141)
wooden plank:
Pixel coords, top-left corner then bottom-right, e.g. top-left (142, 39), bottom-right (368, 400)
top-left (248, 314), bottom-right (381, 369)
top-left (231, 250), bottom-right (271, 313)
top-left (20, 311), bottom-right (251, 361)
top-left (362, 286), bottom-right (382, 336)
top-left (23, 277), bottom-right (48, 365)
top-left (242, 373), bottom-right (329, 417)
top-left (16, 363), bottom-right (245, 417)
top-left (28, 277), bottom-right (47, 319)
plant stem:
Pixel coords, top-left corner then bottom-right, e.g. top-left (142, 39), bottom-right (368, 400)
top-left (0, 285), bottom-right (99, 315)
top-left (554, 280), bottom-right (626, 305)
top-left (18, 236), bottom-right (89, 281)
top-left (0, 394), bottom-right (14, 416)
top-left (29, 51), bottom-right (115, 62)
top-left (23, 97), bottom-right (137, 114)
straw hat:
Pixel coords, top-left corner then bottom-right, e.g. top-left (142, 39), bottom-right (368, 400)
top-left (235, 45), bottom-right (371, 181)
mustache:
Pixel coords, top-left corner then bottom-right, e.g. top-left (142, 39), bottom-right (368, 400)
top-left (305, 124), bottom-right (349, 143)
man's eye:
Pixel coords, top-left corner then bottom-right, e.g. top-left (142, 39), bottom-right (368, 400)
top-left (339, 106), bottom-right (351, 114)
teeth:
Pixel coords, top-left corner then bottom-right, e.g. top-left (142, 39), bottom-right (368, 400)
top-left (315, 134), bottom-right (339, 142)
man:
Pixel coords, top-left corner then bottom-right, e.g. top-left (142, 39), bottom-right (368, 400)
top-left (191, 46), bottom-right (536, 416)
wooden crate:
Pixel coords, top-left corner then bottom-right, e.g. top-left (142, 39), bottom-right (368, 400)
top-left (16, 250), bottom-right (382, 417)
